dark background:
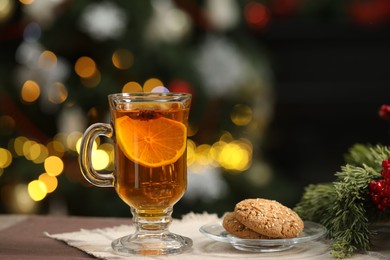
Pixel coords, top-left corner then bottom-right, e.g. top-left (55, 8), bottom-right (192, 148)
top-left (262, 21), bottom-right (390, 188)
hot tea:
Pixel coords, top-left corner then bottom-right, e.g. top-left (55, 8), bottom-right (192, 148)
top-left (113, 105), bottom-right (189, 219)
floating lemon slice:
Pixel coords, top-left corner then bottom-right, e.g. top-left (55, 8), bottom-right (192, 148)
top-left (115, 115), bottom-right (187, 168)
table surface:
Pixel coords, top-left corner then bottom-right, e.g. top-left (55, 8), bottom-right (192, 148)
top-left (0, 214), bottom-right (389, 260)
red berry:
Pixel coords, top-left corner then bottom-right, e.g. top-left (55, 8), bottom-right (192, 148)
top-left (371, 193), bottom-right (381, 204)
top-left (384, 185), bottom-right (390, 197)
top-left (369, 180), bottom-right (378, 192)
top-left (381, 170), bottom-right (387, 179)
top-left (382, 198), bottom-right (390, 207)
top-left (379, 180), bottom-right (385, 188)
top-left (382, 159), bottom-right (390, 168)
top-left (379, 105), bottom-right (390, 120)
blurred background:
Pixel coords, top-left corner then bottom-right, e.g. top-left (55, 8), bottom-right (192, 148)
top-left (0, 0), bottom-right (389, 218)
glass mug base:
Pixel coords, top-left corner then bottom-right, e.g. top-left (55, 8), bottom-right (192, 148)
top-left (111, 231), bottom-right (193, 256)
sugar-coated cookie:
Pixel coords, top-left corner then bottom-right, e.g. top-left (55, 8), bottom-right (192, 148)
top-left (222, 212), bottom-right (269, 239)
top-left (234, 198), bottom-right (304, 238)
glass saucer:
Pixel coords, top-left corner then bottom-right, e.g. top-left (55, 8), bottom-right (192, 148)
top-left (199, 221), bottom-right (327, 252)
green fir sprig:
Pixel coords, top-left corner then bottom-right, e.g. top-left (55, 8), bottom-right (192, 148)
top-left (294, 144), bottom-right (390, 259)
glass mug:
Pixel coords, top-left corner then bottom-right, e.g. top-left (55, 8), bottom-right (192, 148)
top-left (79, 92), bottom-right (192, 255)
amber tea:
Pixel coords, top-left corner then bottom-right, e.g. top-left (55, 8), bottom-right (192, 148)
top-left (113, 106), bottom-right (189, 218)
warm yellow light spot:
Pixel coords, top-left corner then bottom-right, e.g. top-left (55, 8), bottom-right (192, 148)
top-left (0, 148), bottom-right (12, 168)
top-left (210, 141), bottom-right (227, 163)
top-left (0, 0), bottom-right (14, 28)
top-left (13, 136), bottom-right (28, 156)
top-left (28, 142), bottom-right (42, 161)
top-left (219, 143), bottom-right (243, 170)
top-left (231, 104), bottom-right (253, 126)
top-left (67, 131), bottom-right (83, 151)
top-left (99, 143), bottom-right (114, 167)
top-left (31, 143), bottom-right (48, 164)
top-left (143, 78), bottom-right (164, 93)
top-left (23, 140), bottom-right (36, 160)
top-left (92, 149), bottom-right (110, 170)
top-left (186, 139), bottom-right (196, 166)
top-left (218, 140), bottom-right (252, 172)
top-left (48, 82), bottom-right (68, 104)
top-left (21, 80), bottom-right (40, 103)
top-left (122, 81), bottom-right (143, 93)
top-left (28, 180), bottom-right (47, 201)
top-left (80, 69), bottom-right (101, 88)
top-left (44, 156), bottom-right (64, 176)
top-left (53, 133), bottom-right (67, 150)
top-left (219, 131), bottom-right (234, 142)
top-left (38, 173), bottom-right (58, 193)
top-left (38, 50), bottom-right (57, 70)
top-left (187, 123), bottom-right (198, 137)
top-left (76, 137), bottom-right (98, 154)
top-left (75, 56), bottom-right (96, 78)
top-left (46, 140), bottom-right (65, 157)
top-left (19, 0), bottom-right (34, 5)
top-left (112, 49), bottom-right (133, 70)
top-left (196, 144), bottom-right (213, 166)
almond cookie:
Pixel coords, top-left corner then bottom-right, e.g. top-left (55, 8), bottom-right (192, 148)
top-left (222, 212), bottom-right (269, 239)
top-left (234, 198), bottom-right (304, 238)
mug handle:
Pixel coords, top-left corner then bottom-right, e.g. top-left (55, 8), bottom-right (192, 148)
top-left (79, 123), bottom-right (115, 187)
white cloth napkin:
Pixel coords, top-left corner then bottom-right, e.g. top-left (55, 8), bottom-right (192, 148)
top-left (45, 212), bottom-right (385, 260)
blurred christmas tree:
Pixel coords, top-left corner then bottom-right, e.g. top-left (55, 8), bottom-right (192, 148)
top-left (0, 0), bottom-right (388, 217)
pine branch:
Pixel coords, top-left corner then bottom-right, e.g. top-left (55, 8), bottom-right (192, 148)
top-left (344, 144), bottom-right (390, 171)
top-left (295, 144), bottom-right (390, 259)
top-left (294, 183), bottom-right (335, 223)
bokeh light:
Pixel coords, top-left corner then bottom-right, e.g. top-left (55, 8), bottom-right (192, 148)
top-left (22, 139), bottom-right (36, 160)
top-left (76, 137), bottom-right (98, 154)
top-left (231, 104), bottom-right (253, 126)
top-left (0, 148), bottom-right (12, 168)
top-left (21, 80), bottom-right (40, 103)
top-left (38, 173), bottom-right (58, 193)
top-left (244, 2), bottom-right (270, 29)
top-left (28, 180), bottom-right (47, 201)
top-left (92, 149), bottom-right (110, 170)
top-left (29, 142), bottom-right (48, 164)
top-left (38, 50), bottom-right (57, 70)
top-left (99, 142), bottom-right (114, 169)
top-left (0, 0), bottom-right (14, 23)
top-left (169, 79), bottom-right (193, 94)
top-left (122, 81), bottom-right (143, 93)
top-left (112, 48), bottom-right (133, 70)
top-left (143, 78), bottom-right (164, 92)
top-left (12, 136), bottom-right (29, 156)
top-left (46, 140), bottom-right (65, 157)
top-left (80, 69), bottom-right (101, 87)
top-left (67, 131), bottom-right (83, 152)
top-left (187, 132), bottom-right (253, 173)
top-left (48, 82), bottom-right (68, 104)
top-left (44, 156), bottom-right (64, 177)
top-left (74, 56), bottom-right (96, 78)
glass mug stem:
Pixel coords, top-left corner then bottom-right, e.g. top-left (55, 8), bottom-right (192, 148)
top-left (78, 93), bottom-right (192, 256)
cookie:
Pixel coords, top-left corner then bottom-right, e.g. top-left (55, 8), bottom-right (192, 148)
top-left (222, 212), bottom-right (269, 239)
top-left (234, 198), bottom-right (304, 238)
